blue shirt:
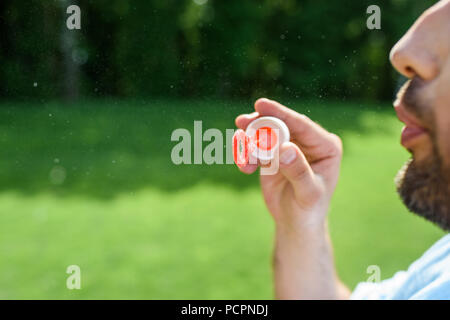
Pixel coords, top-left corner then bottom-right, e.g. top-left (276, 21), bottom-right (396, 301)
top-left (351, 233), bottom-right (450, 300)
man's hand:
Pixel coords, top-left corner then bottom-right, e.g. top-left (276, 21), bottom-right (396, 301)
top-left (235, 98), bottom-right (349, 299)
top-left (235, 98), bottom-right (342, 231)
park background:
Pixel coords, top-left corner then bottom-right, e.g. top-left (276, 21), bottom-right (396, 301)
top-left (0, 0), bottom-right (445, 299)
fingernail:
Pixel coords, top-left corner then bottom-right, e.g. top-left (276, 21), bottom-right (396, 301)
top-left (280, 147), bottom-right (297, 165)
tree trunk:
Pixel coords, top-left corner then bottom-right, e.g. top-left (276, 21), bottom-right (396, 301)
top-left (60, 0), bottom-right (79, 102)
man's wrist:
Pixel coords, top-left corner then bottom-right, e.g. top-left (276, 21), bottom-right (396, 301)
top-left (275, 218), bottom-right (328, 243)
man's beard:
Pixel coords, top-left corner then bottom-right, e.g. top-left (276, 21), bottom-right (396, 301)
top-left (395, 151), bottom-right (450, 231)
top-left (394, 79), bottom-right (450, 231)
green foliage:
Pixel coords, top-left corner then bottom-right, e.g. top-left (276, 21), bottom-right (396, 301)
top-left (0, 1), bottom-right (437, 100)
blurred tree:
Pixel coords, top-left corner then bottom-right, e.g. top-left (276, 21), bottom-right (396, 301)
top-left (60, 0), bottom-right (80, 101)
top-left (0, 0), bottom-right (438, 102)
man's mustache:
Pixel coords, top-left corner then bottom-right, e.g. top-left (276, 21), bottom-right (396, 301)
top-left (396, 77), bottom-right (427, 119)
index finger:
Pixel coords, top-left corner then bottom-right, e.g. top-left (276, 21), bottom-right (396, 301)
top-left (235, 112), bottom-right (259, 130)
top-left (254, 98), bottom-right (333, 148)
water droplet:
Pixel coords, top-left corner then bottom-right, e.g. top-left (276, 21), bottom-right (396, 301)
top-left (49, 166), bottom-right (66, 185)
top-left (193, 0), bottom-right (208, 5)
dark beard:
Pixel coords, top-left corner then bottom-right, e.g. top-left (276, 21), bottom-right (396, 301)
top-left (395, 152), bottom-right (450, 231)
top-left (394, 78), bottom-right (450, 231)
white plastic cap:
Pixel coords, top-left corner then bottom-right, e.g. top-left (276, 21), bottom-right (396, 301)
top-left (245, 116), bottom-right (290, 161)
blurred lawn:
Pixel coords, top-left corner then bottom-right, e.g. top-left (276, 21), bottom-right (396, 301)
top-left (0, 99), bottom-right (445, 299)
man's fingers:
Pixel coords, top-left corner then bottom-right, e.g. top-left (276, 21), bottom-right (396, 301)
top-left (234, 112), bottom-right (259, 175)
top-left (254, 98), bottom-right (333, 148)
top-left (278, 142), bottom-right (321, 205)
top-left (238, 163), bottom-right (258, 175)
top-left (235, 112), bottom-right (259, 130)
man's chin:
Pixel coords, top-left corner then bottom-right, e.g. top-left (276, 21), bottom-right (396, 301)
top-left (395, 158), bottom-right (450, 231)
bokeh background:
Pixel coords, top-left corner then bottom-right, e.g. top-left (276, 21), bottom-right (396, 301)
top-left (0, 0), bottom-right (445, 299)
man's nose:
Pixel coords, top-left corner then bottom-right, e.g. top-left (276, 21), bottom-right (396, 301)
top-left (390, 36), bottom-right (440, 80)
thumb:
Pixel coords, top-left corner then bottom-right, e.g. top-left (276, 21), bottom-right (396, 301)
top-left (278, 142), bottom-right (319, 203)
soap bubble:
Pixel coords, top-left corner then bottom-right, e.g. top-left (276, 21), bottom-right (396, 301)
top-left (72, 48), bottom-right (89, 65)
top-left (49, 166), bottom-right (66, 185)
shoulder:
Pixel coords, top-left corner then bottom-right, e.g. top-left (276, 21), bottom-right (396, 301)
top-left (351, 233), bottom-right (450, 300)
top-left (410, 273), bottom-right (450, 300)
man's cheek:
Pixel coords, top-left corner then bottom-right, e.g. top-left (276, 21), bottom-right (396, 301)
top-left (434, 72), bottom-right (450, 168)
top-left (435, 118), bottom-right (450, 164)
top-left (436, 119), bottom-right (450, 170)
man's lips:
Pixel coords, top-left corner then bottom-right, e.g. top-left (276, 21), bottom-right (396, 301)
top-left (400, 126), bottom-right (426, 147)
top-left (394, 102), bottom-right (428, 148)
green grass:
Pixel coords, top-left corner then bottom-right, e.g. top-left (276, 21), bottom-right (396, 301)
top-left (0, 99), bottom-right (445, 299)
